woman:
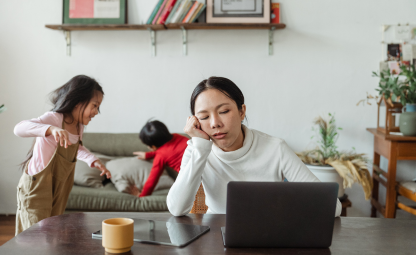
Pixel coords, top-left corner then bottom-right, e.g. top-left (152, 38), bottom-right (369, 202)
top-left (167, 77), bottom-right (341, 217)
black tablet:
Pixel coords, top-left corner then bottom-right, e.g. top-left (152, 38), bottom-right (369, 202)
top-left (92, 218), bottom-right (210, 247)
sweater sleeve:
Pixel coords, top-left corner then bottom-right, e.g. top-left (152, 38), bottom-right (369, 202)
top-left (14, 112), bottom-right (60, 138)
top-left (166, 137), bottom-right (212, 216)
top-left (140, 154), bottom-right (165, 197)
top-left (279, 140), bottom-right (342, 217)
top-left (77, 145), bottom-right (99, 167)
top-left (145, 151), bottom-right (156, 160)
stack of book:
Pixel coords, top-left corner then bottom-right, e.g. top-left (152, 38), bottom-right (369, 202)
top-left (146, 0), bottom-right (206, 25)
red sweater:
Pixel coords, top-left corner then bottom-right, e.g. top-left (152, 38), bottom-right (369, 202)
top-left (139, 134), bottom-right (189, 197)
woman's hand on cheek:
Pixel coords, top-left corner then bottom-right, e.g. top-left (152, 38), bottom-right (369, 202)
top-left (93, 160), bottom-right (112, 179)
top-left (184, 116), bottom-right (210, 140)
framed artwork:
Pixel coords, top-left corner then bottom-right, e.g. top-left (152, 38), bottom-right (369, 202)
top-left (63, 0), bottom-right (127, 25)
top-left (207, 0), bottom-right (270, 23)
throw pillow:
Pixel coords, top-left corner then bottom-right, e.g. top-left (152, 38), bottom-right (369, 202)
top-left (74, 153), bottom-right (116, 188)
top-left (106, 157), bottom-right (174, 194)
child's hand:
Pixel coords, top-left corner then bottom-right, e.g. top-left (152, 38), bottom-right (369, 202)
top-left (47, 126), bottom-right (72, 148)
top-left (184, 116), bottom-right (210, 140)
top-left (133, 151), bottom-right (146, 160)
top-left (130, 185), bottom-right (141, 197)
top-left (93, 160), bottom-right (111, 178)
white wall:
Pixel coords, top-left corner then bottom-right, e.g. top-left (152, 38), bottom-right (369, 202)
top-left (1, 0), bottom-right (415, 217)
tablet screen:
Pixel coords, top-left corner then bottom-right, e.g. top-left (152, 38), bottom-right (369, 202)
top-left (92, 218), bottom-right (210, 247)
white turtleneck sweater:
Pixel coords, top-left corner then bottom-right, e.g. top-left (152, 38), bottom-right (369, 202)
top-left (167, 125), bottom-right (342, 217)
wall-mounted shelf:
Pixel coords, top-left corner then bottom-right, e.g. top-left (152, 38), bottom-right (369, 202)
top-left (45, 23), bottom-right (286, 56)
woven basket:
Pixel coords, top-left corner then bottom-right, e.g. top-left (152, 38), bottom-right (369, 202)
top-left (189, 183), bottom-right (208, 214)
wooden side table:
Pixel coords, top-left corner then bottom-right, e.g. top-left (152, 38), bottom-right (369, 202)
top-left (367, 128), bottom-right (416, 218)
top-left (341, 198), bottom-right (352, 217)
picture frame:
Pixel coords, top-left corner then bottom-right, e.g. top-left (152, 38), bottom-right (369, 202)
top-left (207, 0), bottom-right (270, 24)
top-left (63, 0), bottom-right (128, 25)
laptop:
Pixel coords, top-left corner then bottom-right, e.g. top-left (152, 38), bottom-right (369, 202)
top-left (221, 182), bottom-right (338, 248)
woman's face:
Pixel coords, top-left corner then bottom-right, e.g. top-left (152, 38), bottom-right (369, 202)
top-left (194, 88), bottom-right (246, 152)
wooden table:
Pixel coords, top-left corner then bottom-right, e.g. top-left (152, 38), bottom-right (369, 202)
top-left (367, 128), bottom-right (416, 218)
top-left (2, 212), bottom-right (416, 255)
top-left (341, 198), bottom-right (352, 217)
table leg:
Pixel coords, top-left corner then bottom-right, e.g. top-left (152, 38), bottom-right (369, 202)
top-left (371, 152), bottom-right (380, 217)
top-left (385, 142), bottom-right (398, 218)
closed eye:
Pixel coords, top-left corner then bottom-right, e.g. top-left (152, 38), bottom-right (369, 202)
top-left (199, 116), bottom-right (208, 120)
top-left (220, 110), bottom-right (229, 114)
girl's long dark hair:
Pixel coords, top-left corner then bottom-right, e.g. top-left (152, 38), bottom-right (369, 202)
top-left (20, 75), bottom-right (104, 171)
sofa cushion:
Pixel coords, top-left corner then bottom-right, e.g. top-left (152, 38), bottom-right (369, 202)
top-left (107, 157), bottom-right (174, 194)
top-left (400, 181), bottom-right (416, 193)
top-left (82, 133), bottom-right (190, 157)
top-left (67, 183), bottom-right (169, 211)
top-left (74, 153), bottom-right (117, 188)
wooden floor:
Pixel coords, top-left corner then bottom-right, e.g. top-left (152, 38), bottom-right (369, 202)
top-left (0, 215), bottom-right (15, 246)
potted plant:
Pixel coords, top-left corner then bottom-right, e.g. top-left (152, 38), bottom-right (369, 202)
top-left (397, 64), bottom-right (416, 135)
top-left (359, 64), bottom-right (416, 136)
top-left (296, 113), bottom-right (373, 200)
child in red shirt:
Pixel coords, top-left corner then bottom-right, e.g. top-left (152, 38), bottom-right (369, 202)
top-left (133, 120), bottom-right (188, 197)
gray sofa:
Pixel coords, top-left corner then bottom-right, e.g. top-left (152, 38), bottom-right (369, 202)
top-left (66, 133), bottom-right (180, 213)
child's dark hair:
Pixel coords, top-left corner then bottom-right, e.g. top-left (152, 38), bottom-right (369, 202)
top-left (139, 120), bottom-right (173, 148)
top-left (20, 75), bottom-right (104, 171)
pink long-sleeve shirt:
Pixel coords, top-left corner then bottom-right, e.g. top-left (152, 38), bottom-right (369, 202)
top-left (14, 111), bottom-right (99, 176)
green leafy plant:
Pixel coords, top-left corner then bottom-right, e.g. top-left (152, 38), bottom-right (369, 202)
top-left (372, 68), bottom-right (401, 102)
top-left (296, 113), bottom-right (373, 200)
top-left (397, 64), bottom-right (416, 105)
top-left (0, 104), bottom-right (6, 114)
top-left (359, 64), bottom-right (416, 107)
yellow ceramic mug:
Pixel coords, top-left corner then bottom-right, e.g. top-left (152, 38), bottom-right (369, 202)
top-left (102, 218), bottom-right (134, 253)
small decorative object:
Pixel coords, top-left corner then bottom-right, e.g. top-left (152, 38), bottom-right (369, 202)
top-left (395, 25), bottom-right (412, 41)
top-left (0, 104), bottom-right (6, 114)
top-left (63, 0), bottom-right (128, 25)
top-left (271, 2), bottom-right (280, 24)
top-left (296, 113), bottom-right (373, 200)
top-left (387, 44), bottom-right (401, 61)
top-left (376, 97), bottom-right (402, 135)
top-left (207, 0), bottom-right (270, 23)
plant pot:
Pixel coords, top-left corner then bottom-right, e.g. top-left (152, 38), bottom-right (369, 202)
top-left (306, 164), bottom-right (344, 198)
top-left (403, 103), bottom-right (416, 112)
top-left (399, 111), bottom-right (416, 136)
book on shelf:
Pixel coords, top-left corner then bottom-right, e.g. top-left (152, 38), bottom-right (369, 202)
top-left (147, 0), bottom-right (207, 25)
top-left (165, 0), bottom-right (182, 24)
top-left (182, 2), bottom-right (200, 23)
top-left (152, 0), bottom-right (168, 25)
top-left (178, 1), bottom-right (193, 23)
top-left (190, 3), bottom-right (205, 23)
top-left (146, 0), bottom-right (164, 24)
top-left (168, 0), bottom-right (190, 23)
top-left (157, 0), bottom-right (178, 24)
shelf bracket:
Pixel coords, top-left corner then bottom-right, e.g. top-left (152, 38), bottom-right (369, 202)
top-left (269, 27), bottom-right (276, 56)
top-left (63, 31), bottom-right (71, 56)
top-left (147, 28), bottom-right (156, 57)
top-left (181, 26), bottom-right (187, 56)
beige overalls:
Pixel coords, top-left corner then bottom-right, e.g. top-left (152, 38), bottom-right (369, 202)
top-left (16, 120), bottom-right (81, 235)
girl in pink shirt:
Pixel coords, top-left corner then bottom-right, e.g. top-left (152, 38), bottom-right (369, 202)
top-left (14, 75), bottom-right (111, 235)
